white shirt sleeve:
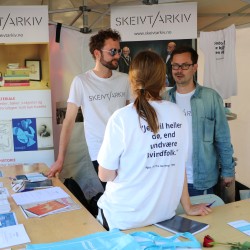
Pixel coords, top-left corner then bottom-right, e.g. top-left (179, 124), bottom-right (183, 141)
top-left (97, 111), bottom-right (124, 170)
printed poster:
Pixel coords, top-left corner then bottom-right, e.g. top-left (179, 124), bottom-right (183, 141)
top-left (0, 90), bottom-right (54, 166)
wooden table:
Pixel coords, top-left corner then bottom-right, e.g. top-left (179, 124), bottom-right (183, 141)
top-left (0, 163), bottom-right (105, 249)
top-left (125, 199), bottom-right (250, 249)
top-left (2, 163), bottom-right (250, 249)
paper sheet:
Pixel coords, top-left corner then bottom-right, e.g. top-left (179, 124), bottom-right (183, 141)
top-left (0, 224), bottom-right (30, 248)
top-left (228, 220), bottom-right (250, 236)
top-left (12, 187), bottom-right (69, 205)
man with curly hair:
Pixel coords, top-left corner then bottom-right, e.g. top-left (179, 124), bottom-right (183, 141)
top-left (48, 29), bottom-right (130, 182)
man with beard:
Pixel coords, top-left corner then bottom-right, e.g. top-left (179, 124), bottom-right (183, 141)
top-left (48, 29), bottom-right (130, 184)
top-left (164, 46), bottom-right (235, 197)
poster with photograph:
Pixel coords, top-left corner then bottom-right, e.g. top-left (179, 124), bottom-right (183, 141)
top-left (113, 3), bottom-right (197, 88)
top-left (120, 39), bottom-right (195, 87)
top-left (0, 90), bottom-right (54, 166)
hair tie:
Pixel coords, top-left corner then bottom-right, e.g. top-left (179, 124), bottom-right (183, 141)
top-left (140, 88), bottom-right (145, 95)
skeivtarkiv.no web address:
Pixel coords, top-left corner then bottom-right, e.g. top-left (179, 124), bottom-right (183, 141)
top-left (134, 30), bottom-right (172, 35)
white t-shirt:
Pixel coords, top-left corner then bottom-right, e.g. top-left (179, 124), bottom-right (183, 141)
top-left (68, 70), bottom-right (130, 160)
top-left (176, 90), bottom-right (195, 184)
top-left (200, 24), bottom-right (237, 99)
top-left (97, 101), bottom-right (189, 230)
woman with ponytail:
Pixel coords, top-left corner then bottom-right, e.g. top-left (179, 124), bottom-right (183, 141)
top-left (96, 50), bottom-right (211, 231)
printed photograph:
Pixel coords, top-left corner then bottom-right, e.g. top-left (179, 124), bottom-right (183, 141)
top-left (36, 117), bottom-right (53, 149)
top-left (25, 59), bottom-right (42, 81)
top-left (120, 39), bottom-right (196, 87)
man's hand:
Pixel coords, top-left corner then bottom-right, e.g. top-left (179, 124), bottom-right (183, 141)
top-left (222, 176), bottom-right (235, 188)
top-left (47, 160), bottom-right (63, 178)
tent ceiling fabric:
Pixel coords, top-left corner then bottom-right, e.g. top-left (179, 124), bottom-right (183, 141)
top-left (1, 0), bottom-right (250, 33)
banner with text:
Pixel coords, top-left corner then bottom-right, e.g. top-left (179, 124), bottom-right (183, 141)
top-left (111, 2), bottom-right (197, 41)
top-left (0, 90), bottom-right (54, 166)
top-left (0, 6), bottom-right (53, 166)
top-left (0, 6), bottom-right (48, 43)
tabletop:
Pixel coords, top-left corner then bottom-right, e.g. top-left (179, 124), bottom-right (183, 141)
top-left (125, 199), bottom-right (250, 249)
top-left (0, 163), bottom-right (105, 249)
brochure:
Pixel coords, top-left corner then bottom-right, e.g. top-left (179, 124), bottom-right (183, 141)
top-left (0, 224), bottom-right (30, 249)
top-left (23, 200), bottom-right (69, 217)
top-left (20, 197), bottom-right (81, 218)
top-left (0, 212), bottom-right (18, 228)
top-left (155, 215), bottom-right (209, 235)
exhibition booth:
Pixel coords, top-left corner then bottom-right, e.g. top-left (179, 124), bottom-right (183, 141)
top-left (0, 1), bottom-right (250, 248)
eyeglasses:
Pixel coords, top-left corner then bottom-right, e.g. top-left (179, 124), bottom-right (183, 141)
top-left (171, 63), bottom-right (194, 70)
top-left (101, 48), bottom-right (122, 56)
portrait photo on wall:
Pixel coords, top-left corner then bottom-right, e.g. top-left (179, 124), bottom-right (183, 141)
top-left (25, 59), bottom-right (42, 81)
top-left (120, 39), bottom-right (196, 87)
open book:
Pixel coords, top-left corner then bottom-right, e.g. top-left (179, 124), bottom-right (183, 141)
top-left (155, 215), bottom-right (209, 235)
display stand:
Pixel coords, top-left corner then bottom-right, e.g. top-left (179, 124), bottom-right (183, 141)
top-left (0, 6), bottom-right (54, 166)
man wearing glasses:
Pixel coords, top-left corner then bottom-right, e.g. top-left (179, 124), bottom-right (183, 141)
top-left (164, 46), bottom-right (235, 197)
top-left (48, 29), bottom-right (130, 185)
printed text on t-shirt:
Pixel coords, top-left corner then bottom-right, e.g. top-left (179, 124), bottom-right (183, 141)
top-left (140, 122), bottom-right (182, 160)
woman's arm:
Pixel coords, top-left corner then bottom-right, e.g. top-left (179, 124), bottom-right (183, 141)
top-left (98, 165), bottom-right (117, 182)
top-left (181, 173), bottom-right (212, 216)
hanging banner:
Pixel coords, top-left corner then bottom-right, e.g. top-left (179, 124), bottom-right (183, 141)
top-left (0, 90), bottom-right (54, 166)
top-left (0, 6), bottom-right (54, 167)
top-left (0, 6), bottom-right (48, 43)
top-left (111, 2), bottom-right (197, 41)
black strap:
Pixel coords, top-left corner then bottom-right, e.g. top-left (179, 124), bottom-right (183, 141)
top-left (55, 23), bottom-right (62, 43)
top-left (101, 209), bottom-right (109, 231)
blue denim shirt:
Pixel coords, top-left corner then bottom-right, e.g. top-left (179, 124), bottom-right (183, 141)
top-left (164, 83), bottom-right (235, 190)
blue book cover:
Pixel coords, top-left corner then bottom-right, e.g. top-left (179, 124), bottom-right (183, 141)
top-left (12, 118), bottom-right (38, 151)
top-left (0, 212), bottom-right (18, 228)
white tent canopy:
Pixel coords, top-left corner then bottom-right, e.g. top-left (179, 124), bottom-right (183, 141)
top-left (1, 0), bottom-right (250, 33)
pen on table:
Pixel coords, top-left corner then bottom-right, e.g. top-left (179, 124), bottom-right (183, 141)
top-left (206, 200), bottom-right (216, 207)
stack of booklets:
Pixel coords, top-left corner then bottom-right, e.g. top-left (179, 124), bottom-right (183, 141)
top-left (4, 63), bottom-right (30, 87)
top-left (16, 172), bottom-right (53, 191)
